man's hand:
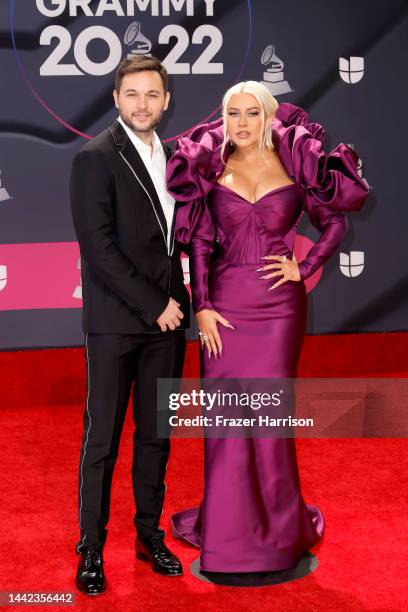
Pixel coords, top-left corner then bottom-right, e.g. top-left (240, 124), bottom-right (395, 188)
top-left (156, 298), bottom-right (184, 332)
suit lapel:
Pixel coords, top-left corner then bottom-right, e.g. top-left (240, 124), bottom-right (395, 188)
top-left (162, 141), bottom-right (179, 256)
top-left (109, 121), bottom-right (168, 248)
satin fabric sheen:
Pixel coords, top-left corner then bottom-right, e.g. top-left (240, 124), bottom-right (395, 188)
top-left (166, 103), bottom-right (371, 572)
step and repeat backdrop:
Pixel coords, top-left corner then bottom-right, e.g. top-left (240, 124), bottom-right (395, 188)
top-left (0, 0), bottom-right (407, 348)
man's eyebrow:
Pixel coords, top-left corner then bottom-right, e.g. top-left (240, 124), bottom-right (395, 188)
top-left (123, 88), bottom-right (161, 94)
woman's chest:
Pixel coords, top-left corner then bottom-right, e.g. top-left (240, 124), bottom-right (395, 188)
top-left (208, 184), bottom-right (304, 233)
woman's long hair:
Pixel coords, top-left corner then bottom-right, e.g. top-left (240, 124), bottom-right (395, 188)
top-left (220, 81), bottom-right (279, 165)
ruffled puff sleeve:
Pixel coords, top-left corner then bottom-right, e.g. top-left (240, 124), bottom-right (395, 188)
top-left (166, 118), bottom-right (226, 313)
top-left (274, 103), bottom-right (372, 280)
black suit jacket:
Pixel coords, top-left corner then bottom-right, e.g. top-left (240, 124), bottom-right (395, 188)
top-left (70, 120), bottom-right (190, 334)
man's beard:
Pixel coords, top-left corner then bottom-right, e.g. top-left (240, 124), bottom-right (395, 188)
top-left (120, 110), bottom-right (163, 134)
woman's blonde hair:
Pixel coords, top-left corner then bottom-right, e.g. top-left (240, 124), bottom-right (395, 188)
top-left (220, 80), bottom-right (279, 164)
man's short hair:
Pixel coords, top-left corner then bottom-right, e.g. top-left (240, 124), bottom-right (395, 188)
top-left (115, 55), bottom-right (168, 93)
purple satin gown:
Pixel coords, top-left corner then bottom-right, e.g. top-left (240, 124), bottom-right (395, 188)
top-left (166, 103), bottom-right (370, 572)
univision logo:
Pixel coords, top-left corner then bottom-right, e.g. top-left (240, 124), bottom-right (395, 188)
top-left (0, 265), bottom-right (7, 291)
top-left (339, 56), bottom-right (364, 84)
top-left (339, 251), bottom-right (364, 277)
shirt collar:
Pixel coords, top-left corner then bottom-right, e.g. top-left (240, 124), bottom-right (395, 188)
top-left (117, 115), bottom-right (163, 159)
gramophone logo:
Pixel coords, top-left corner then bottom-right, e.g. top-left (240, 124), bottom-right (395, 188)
top-left (124, 21), bottom-right (152, 59)
top-left (0, 170), bottom-right (11, 203)
top-left (339, 56), bottom-right (365, 84)
top-left (260, 45), bottom-right (293, 96)
top-left (0, 265), bottom-right (7, 291)
top-left (72, 258), bottom-right (82, 300)
top-left (339, 251), bottom-right (365, 277)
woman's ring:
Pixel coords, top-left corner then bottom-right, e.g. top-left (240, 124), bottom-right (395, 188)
top-left (202, 334), bottom-right (209, 341)
top-left (282, 255), bottom-right (287, 262)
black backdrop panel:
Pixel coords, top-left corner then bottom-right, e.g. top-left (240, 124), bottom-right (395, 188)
top-left (0, 1), bottom-right (407, 348)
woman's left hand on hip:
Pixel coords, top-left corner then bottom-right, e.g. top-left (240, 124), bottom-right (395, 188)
top-left (257, 254), bottom-right (301, 290)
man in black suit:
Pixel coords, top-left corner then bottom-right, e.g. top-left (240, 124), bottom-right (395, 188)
top-left (70, 55), bottom-right (190, 595)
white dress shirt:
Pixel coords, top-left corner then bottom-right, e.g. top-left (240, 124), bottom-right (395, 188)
top-left (118, 116), bottom-right (175, 250)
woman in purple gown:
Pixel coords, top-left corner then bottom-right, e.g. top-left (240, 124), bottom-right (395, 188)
top-left (166, 81), bottom-right (370, 573)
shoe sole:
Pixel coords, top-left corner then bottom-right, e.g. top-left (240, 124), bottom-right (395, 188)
top-left (76, 584), bottom-right (106, 596)
top-left (136, 552), bottom-right (183, 576)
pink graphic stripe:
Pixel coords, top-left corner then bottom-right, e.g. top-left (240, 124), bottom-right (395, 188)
top-left (0, 242), bottom-right (82, 310)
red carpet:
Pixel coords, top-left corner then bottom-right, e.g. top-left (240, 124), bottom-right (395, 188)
top-left (1, 333), bottom-right (407, 610)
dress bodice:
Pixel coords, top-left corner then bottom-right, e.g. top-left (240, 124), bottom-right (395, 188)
top-left (208, 182), bottom-right (303, 264)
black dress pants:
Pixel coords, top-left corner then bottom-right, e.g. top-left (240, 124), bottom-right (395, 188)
top-left (76, 329), bottom-right (186, 552)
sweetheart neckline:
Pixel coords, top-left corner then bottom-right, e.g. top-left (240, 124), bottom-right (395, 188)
top-left (213, 182), bottom-right (299, 205)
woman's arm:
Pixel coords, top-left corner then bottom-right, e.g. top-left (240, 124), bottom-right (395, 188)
top-left (165, 119), bottom-right (236, 355)
top-left (297, 197), bottom-right (348, 280)
top-left (189, 200), bottom-right (216, 313)
top-left (188, 200), bottom-right (235, 356)
top-left (272, 104), bottom-right (371, 281)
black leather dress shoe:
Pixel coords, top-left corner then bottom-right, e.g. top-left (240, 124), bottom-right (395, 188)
top-left (76, 548), bottom-right (106, 595)
top-left (136, 536), bottom-right (183, 576)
